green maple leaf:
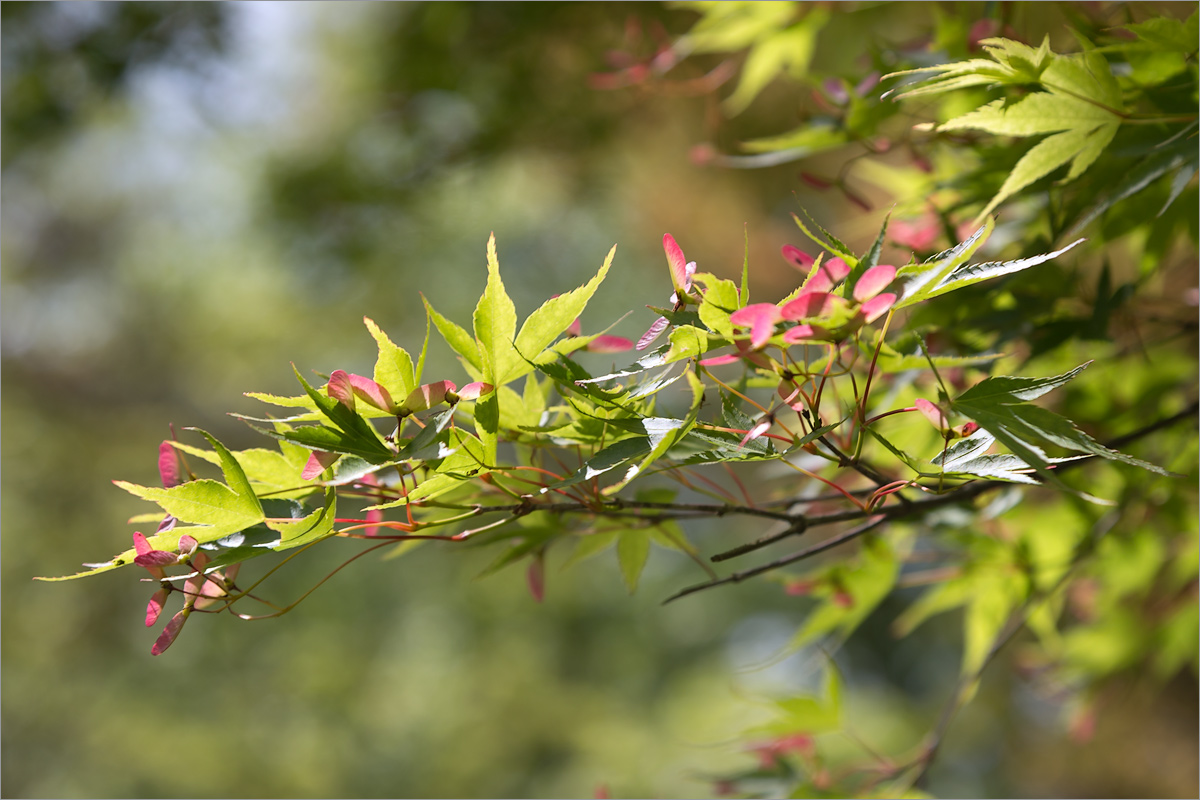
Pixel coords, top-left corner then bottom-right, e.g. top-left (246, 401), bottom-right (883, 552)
top-left (949, 363), bottom-right (1171, 500)
top-left (888, 38), bottom-right (1126, 221)
top-left (113, 429), bottom-right (265, 539)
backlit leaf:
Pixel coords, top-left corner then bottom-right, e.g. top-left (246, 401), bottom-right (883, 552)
top-left (510, 245), bottom-right (614, 383)
top-left (977, 124), bottom-right (1118, 220)
top-left (474, 233), bottom-right (519, 384)
top-left (1126, 11), bottom-right (1199, 51)
top-left (113, 480), bottom-right (264, 541)
top-left (697, 273), bottom-right (740, 339)
top-left (423, 295), bottom-right (482, 374)
top-left (938, 94), bottom-right (1114, 137)
top-left (364, 317), bottom-right (416, 401)
top-left (269, 488), bottom-right (336, 549)
top-left (789, 534), bottom-right (898, 651)
top-left (562, 531), bottom-right (619, 570)
top-left (722, 11), bottom-right (828, 116)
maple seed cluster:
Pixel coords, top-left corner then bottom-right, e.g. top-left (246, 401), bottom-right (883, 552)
top-left (302, 372), bottom-right (495, 480)
top-left (133, 531), bottom-right (239, 656)
top-left (729, 250), bottom-right (897, 349)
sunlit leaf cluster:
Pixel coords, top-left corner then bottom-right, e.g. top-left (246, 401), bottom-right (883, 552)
top-left (29, 5), bottom-right (1196, 798)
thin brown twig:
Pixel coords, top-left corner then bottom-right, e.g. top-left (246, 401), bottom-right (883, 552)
top-left (663, 515), bottom-right (888, 603)
top-left (706, 398), bottom-right (1197, 562)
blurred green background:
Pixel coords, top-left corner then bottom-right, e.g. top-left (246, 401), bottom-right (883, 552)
top-left (3, 3), bottom-right (1195, 798)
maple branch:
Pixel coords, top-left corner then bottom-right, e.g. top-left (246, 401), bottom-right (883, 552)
top-left (707, 398), bottom-right (1198, 563)
top-left (662, 515), bottom-right (889, 603)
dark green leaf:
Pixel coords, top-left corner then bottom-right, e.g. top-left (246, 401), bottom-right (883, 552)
top-left (950, 364), bottom-right (1172, 496)
top-left (267, 424), bottom-right (395, 463)
top-left (395, 409), bottom-right (456, 461)
top-left (1066, 133), bottom-right (1199, 237)
top-left (291, 366), bottom-right (394, 460)
top-left (540, 436), bottom-right (651, 492)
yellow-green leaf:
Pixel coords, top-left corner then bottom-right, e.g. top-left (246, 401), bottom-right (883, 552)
top-left (364, 317), bottom-right (416, 400)
top-left (269, 488), bottom-right (336, 549)
top-left (423, 295), bottom-right (482, 374)
top-left (939, 93), bottom-right (1115, 137)
top-left (977, 126), bottom-right (1096, 220)
top-left (722, 11), bottom-right (827, 116)
top-left (509, 245), bottom-right (614, 383)
top-left (113, 480), bottom-right (264, 539)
